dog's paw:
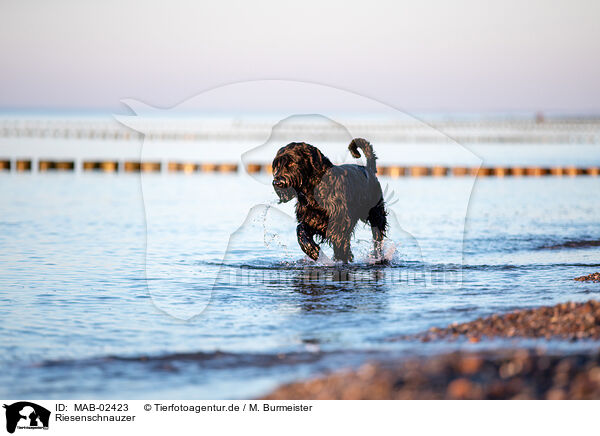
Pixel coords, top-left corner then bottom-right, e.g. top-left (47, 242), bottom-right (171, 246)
top-left (370, 257), bottom-right (390, 266)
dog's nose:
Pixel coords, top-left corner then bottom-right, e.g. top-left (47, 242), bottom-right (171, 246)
top-left (272, 177), bottom-right (286, 188)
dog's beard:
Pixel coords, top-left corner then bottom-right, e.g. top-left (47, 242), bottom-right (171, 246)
top-left (274, 186), bottom-right (296, 203)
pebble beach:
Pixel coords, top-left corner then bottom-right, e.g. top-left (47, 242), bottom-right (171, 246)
top-left (264, 281), bottom-right (600, 400)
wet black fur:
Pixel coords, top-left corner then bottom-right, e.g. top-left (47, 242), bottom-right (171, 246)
top-left (272, 138), bottom-right (387, 263)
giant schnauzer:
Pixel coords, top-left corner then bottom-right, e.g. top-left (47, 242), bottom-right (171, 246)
top-left (272, 138), bottom-right (387, 263)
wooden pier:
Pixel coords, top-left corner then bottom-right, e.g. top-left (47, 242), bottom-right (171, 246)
top-left (2, 159), bottom-right (597, 177)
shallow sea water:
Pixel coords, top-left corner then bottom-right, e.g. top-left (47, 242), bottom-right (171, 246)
top-left (1, 168), bottom-right (600, 398)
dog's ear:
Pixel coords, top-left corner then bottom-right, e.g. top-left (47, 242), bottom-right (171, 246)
top-left (308, 146), bottom-right (332, 173)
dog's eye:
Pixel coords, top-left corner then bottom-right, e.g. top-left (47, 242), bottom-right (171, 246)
top-left (276, 156), bottom-right (291, 168)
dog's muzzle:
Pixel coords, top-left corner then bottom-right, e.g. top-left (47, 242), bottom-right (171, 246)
top-left (272, 177), bottom-right (295, 203)
top-left (272, 176), bottom-right (287, 189)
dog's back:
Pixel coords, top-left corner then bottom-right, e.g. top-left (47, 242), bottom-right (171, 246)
top-left (317, 163), bottom-right (383, 222)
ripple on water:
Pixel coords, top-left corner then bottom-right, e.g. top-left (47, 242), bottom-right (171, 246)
top-left (0, 174), bottom-right (599, 397)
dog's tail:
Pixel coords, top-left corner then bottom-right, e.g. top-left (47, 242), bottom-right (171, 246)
top-left (348, 138), bottom-right (377, 173)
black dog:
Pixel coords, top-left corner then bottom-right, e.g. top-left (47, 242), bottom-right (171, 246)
top-left (272, 138), bottom-right (387, 263)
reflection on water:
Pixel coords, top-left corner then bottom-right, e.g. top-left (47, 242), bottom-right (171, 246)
top-left (0, 173), bottom-right (599, 398)
top-left (288, 268), bottom-right (389, 314)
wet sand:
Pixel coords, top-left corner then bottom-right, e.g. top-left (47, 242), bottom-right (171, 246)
top-left (262, 299), bottom-right (600, 400)
top-left (540, 240), bottom-right (600, 250)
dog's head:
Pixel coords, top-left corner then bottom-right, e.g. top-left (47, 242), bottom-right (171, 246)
top-left (272, 142), bottom-right (333, 203)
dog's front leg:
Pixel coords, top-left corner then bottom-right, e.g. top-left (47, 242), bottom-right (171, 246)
top-left (297, 223), bottom-right (320, 260)
top-left (327, 213), bottom-right (354, 263)
top-left (331, 237), bottom-right (353, 263)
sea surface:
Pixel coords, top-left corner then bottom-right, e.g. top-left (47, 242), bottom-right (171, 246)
top-left (1, 146), bottom-right (600, 398)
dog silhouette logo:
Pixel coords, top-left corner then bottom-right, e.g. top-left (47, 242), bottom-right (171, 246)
top-left (3, 402), bottom-right (50, 434)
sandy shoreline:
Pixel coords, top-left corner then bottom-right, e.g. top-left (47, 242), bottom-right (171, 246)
top-left (262, 295), bottom-right (600, 400)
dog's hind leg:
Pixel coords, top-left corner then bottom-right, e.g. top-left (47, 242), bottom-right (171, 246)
top-left (367, 199), bottom-right (387, 260)
top-left (297, 223), bottom-right (320, 260)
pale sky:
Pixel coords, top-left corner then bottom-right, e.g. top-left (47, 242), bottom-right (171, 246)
top-left (1, 0), bottom-right (599, 113)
